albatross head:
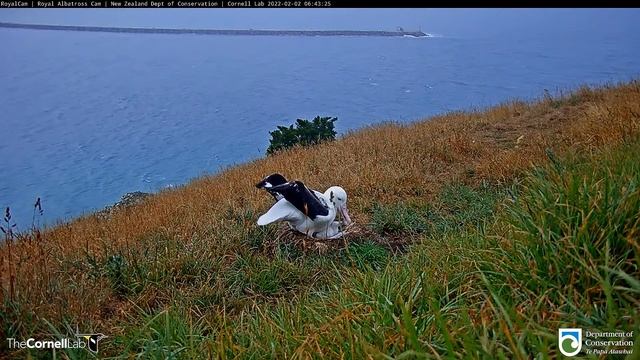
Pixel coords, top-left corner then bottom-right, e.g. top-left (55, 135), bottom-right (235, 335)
top-left (325, 186), bottom-right (352, 225)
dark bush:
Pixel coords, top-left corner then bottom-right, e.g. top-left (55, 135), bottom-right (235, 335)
top-left (266, 116), bottom-right (337, 155)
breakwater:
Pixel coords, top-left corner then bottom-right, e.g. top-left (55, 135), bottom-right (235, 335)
top-left (0, 22), bottom-right (429, 37)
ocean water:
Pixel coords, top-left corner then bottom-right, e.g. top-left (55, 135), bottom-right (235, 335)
top-left (1, 11), bottom-right (639, 227)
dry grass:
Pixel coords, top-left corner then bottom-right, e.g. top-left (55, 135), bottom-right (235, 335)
top-left (1, 81), bottom-right (639, 357)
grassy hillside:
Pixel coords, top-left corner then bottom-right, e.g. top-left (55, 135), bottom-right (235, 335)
top-left (1, 81), bottom-right (639, 359)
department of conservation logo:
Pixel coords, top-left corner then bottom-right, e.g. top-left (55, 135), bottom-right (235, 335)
top-left (559, 328), bottom-right (582, 357)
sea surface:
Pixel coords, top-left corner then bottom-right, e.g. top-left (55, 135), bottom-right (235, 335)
top-left (1, 10), bottom-right (639, 226)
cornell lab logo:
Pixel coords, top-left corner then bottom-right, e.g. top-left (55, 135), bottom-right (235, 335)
top-left (77, 333), bottom-right (107, 354)
top-left (559, 328), bottom-right (582, 357)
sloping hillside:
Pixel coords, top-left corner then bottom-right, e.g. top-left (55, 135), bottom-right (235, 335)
top-left (1, 81), bottom-right (639, 358)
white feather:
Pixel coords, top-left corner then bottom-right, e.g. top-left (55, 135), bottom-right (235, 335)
top-left (257, 185), bottom-right (349, 239)
top-left (257, 198), bottom-right (299, 225)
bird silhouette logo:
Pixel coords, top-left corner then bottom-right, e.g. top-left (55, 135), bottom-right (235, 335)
top-left (77, 333), bottom-right (107, 354)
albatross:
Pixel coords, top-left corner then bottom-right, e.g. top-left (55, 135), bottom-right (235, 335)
top-left (255, 174), bottom-right (352, 239)
top-left (255, 173), bottom-right (288, 201)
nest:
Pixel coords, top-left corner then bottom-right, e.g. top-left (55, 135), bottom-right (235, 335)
top-left (257, 221), bottom-right (360, 255)
top-left (258, 221), bottom-right (410, 256)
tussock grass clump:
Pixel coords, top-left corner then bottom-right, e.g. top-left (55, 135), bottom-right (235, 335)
top-left (493, 140), bottom-right (640, 321)
top-left (1, 81), bottom-right (640, 358)
top-left (470, 139), bottom-right (640, 357)
top-left (343, 240), bottom-right (390, 270)
top-left (228, 253), bottom-right (311, 296)
top-left (371, 203), bottom-right (428, 235)
top-left (119, 308), bottom-right (208, 359)
top-left (370, 184), bottom-right (503, 239)
top-left (427, 183), bottom-right (504, 235)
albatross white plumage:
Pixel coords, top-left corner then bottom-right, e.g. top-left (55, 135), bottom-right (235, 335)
top-left (255, 174), bottom-right (351, 239)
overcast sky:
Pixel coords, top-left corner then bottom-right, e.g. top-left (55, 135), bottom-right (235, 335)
top-left (1, 8), bottom-right (639, 38)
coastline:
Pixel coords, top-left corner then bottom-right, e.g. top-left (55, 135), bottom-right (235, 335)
top-left (0, 22), bottom-right (429, 37)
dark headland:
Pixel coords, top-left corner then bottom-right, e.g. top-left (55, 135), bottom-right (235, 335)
top-left (0, 22), bottom-right (429, 37)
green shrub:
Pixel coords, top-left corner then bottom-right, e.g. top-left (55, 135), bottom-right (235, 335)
top-left (266, 116), bottom-right (337, 155)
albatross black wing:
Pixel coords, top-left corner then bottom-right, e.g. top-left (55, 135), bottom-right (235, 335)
top-left (269, 180), bottom-right (329, 220)
top-left (255, 173), bottom-right (288, 189)
top-left (255, 173), bottom-right (288, 201)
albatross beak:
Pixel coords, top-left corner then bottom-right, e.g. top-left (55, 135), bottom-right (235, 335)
top-left (340, 205), bottom-right (352, 225)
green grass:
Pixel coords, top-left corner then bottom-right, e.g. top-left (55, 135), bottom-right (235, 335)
top-left (370, 183), bottom-right (504, 238)
top-left (196, 138), bottom-right (637, 358)
top-left (370, 203), bottom-right (429, 235)
top-left (96, 181), bottom-right (511, 358)
top-left (488, 141), bottom-right (640, 331)
top-left (343, 240), bottom-right (390, 271)
top-left (5, 139), bottom-right (640, 359)
top-left (428, 183), bottom-right (504, 235)
top-left (118, 309), bottom-right (207, 359)
top-left (228, 253), bottom-right (312, 296)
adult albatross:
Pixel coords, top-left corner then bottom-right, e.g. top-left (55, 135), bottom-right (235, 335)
top-left (256, 175), bottom-right (352, 239)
